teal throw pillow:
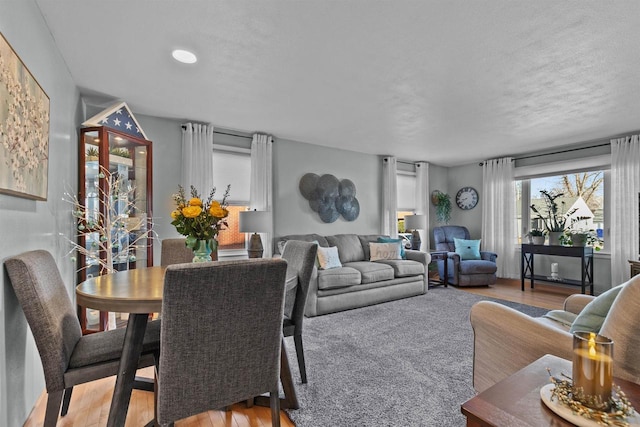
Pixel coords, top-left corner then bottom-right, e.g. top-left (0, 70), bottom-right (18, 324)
top-left (377, 237), bottom-right (406, 259)
top-left (569, 284), bottom-right (624, 334)
top-left (454, 238), bottom-right (481, 260)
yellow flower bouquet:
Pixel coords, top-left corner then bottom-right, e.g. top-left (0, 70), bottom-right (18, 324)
top-left (171, 184), bottom-right (231, 251)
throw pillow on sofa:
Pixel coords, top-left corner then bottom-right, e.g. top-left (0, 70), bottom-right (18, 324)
top-left (377, 237), bottom-right (406, 259)
top-left (454, 238), bottom-right (481, 260)
top-left (369, 242), bottom-right (402, 261)
top-left (317, 246), bottom-right (342, 270)
top-left (569, 284), bottom-right (624, 334)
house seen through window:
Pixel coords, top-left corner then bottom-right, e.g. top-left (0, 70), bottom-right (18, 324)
top-left (517, 170), bottom-right (605, 248)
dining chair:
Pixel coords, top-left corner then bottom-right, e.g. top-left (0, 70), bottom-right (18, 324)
top-left (160, 238), bottom-right (194, 265)
top-left (281, 240), bottom-right (318, 384)
top-left (156, 258), bottom-right (288, 427)
top-left (4, 250), bottom-right (161, 427)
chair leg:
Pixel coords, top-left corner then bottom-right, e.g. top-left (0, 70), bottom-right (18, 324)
top-left (293, 334), bottom-right (307, 383)
top-left (270, 390), bottom-right (281, 427)
top-left (44, 390), bottom-right (64, 427)
top-left (60, 387), bottom-right (73, 416)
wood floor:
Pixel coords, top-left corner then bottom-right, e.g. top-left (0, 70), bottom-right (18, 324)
top-left (25, 278), bottom-right (573, 426)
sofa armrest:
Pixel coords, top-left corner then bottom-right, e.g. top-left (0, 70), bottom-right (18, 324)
top-left (563, 294), bottom-right (595, 315)
top-left (405, 250), bottom-right (431, 265)
top-left (446, 252), bottom-right (460, 263)
top-left (470, 301), bottom-right (574, 393)
top-left (480, 251), bottom-right (498, 262)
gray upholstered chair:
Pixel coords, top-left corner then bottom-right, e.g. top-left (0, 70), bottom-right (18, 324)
top-left (470, 274), bottom-right (640, 392)
top-left (4, 250), bottom-right (160, 427)
top-left (160, 238), bottom-right (195, 265)
top-left (433, 225), bottom-right (498, 287)
top-left (156, 259), bottom-right (288, 427)
top-left (281, 240), bottom-right (318, 384)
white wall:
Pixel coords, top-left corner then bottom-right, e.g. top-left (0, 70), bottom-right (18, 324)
top-left (273, 138), bottom-right (382, 244)
top-left (0, 1), bottom-right (80, 425)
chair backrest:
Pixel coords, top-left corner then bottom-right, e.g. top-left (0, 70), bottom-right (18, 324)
top-left (4, 250), bottom-right (82, 392)
top-left (157, 258), bottom-right (287, 424)
top-left (160, 238), bottom-right (194, 266)
top-left (281, 241), bottom-right (318, 326)
top-left (600, 274), bottom-right (640, 384)
top-left (433, 226), bottom-right (471, 252)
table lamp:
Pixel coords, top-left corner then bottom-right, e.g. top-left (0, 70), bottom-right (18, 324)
top-left (404, 214), bottom-right (426, 251)
top-left (239, 209), bottom-right (271, 258)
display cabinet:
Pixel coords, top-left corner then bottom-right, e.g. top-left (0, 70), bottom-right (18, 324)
top-left (78, 126), bottom-right (153, 332)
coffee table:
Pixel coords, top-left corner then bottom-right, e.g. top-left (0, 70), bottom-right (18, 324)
top-left (461, 354), bottom-right (640, 426)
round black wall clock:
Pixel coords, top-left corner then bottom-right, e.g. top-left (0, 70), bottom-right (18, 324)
top-left (455, 187), bottom-right (479, 210)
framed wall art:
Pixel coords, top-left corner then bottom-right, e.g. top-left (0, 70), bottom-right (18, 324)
top-left (0, 32), bottom-right (50, 200)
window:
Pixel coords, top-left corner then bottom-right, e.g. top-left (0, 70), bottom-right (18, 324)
top-left (397, 170), bottom-right (416, 233)
top-left (212, 148), bottom-right (250, 252)
top-left (517, 170), bottom-right (606, 249)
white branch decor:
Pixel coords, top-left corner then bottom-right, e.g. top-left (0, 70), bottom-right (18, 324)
top-left (61, 165), bottom-right (154, 275)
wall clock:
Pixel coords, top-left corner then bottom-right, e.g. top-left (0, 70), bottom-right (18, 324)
top-left (455, 187), bottom-right (479, 210)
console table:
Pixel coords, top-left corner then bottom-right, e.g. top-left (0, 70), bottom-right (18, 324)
top-left (521, 244), bottom-right (594, 295)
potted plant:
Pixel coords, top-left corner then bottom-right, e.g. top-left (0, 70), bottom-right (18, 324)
top-left (432, 190), bottom-right (452, 224)
top-left (530, 190), bottom-right (577, 245)
top-left (528, 229), bottom-right (546, 245)
top-left (561, 228), bottom-right (602, 249)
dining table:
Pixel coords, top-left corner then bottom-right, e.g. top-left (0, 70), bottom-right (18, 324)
top-left (76, 264), bottom-right (300, 427)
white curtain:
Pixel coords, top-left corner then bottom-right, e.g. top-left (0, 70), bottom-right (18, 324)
top-left (482, 157), bottom-right (518, 278)
top-left (610, 135), bottom-right (640, 285)
top-left (181, 123), bottom-right (214, 193)
top-left (250, 133), bottom-right (274, 258)
top-left (382, 156), bottom-right (398, 237)
top-left (415, 161), bottom-right (430, 251)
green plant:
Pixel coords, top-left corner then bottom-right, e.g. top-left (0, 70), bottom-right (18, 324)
top-left (561, 228), bottom-right (602, 250)
top-left (86, 147), bottom-right (99, 158)
top-left (530, 190), bottom-right (577, 232)
top-left (433, 191), bottom-right (452, 224)
top-left (529, 229), bottom-right (545, 237)
top-left (109, 147), bottom-right (131, 158)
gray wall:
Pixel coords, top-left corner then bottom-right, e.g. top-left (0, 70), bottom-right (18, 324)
top-left (0, 1), bottom-right (80, 425)
top-left (273, 138), bottom-right (382, 242)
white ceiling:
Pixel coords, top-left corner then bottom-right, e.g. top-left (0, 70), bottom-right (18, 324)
top-left (36, 0), bottom-right (640, 166)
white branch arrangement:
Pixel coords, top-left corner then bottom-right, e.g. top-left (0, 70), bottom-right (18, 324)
top-left (61, 165), bottom-right (155, 275)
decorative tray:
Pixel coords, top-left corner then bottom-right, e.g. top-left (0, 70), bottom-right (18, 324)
top-left (540, 384), bottom-right (640, 427)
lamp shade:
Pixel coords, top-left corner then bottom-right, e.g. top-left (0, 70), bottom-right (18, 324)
top-left (239, 210), bottom-right (272, 233)
top-left (404, 214), bottom-right (426, 230)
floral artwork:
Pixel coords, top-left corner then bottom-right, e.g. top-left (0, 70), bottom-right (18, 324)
top-left (0, 33), bottom-right (50, 200)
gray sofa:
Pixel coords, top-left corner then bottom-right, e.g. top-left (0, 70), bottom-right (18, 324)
top-left (275, 233), bottom-right (431, 317)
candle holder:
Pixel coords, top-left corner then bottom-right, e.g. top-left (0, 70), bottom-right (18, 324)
top-left (572, 331), bottom-right (614, 411)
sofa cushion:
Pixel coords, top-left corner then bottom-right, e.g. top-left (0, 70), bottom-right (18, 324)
top-left (317, 267), bottom-right (361, 290)
top-left (275, 234), bottom-right (329, 254)
top-left (375, 259), bottom-right (425, 278)
top-left (344, 261), bottom-right (394, 284)
top-left (358, 234), bottom-right (388, 261)
top-left (454, 238), bottom-right (481, 260)
top-left (326, 234), bottom-right (365, 263)
top-left (369, 242), bottom-right (401, 261)
top-left (459, 260), bottom-right (497, 275)
top-left (317, 246), bottom-right (342, 270)
top-left (377, 237), bottom-right (406, 259)
top-left (569, 284), bottom-right (624, 334)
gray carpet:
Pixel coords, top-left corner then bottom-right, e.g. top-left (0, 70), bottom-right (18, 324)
top-left (283, 286), bottom-right (549, 426)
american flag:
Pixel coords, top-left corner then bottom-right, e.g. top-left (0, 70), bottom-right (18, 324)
top-left (83, 101), bottom-right (148, 139)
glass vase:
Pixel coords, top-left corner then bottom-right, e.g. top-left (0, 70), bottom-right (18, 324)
top-left (191, 239), bottom-right (218, 262)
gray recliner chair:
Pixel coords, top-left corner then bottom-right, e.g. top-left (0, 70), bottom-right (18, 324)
top-left (433, 225), bottom-right (498, 287)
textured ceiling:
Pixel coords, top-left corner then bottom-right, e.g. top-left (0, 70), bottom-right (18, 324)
top-left (36, 0), bottom-right (640, 166)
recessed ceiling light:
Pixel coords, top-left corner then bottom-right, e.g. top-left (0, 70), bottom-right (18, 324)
top-left (172, 49), bottom-right (197, 64)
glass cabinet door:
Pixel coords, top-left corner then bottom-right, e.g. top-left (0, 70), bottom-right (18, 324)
top-left (78, 126), bottom-right (153, 332)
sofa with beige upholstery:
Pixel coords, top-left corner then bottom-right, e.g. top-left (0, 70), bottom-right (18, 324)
top-left (275, 233), bottom-right (431, 317)
top-left (470, 274), bottom-right (640, 393)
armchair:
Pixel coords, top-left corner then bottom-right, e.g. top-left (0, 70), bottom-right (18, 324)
top-left (470, 274), bottom-right (640, 393)
top-left (433, 226), bottom-right (497, 287)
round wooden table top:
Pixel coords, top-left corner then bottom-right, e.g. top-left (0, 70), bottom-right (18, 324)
top-left (76, 266), bottom-right (166, 314)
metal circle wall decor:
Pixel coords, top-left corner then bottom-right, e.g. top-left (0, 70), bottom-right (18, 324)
top-left (299, 173), bottom-right (360, 223)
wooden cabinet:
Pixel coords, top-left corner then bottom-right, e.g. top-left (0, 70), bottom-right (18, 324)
top-left (78, 126), bottom-right (153, 332)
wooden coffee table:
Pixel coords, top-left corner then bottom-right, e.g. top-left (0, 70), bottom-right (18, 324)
top-left (461, 354), bottom-right (640, 426)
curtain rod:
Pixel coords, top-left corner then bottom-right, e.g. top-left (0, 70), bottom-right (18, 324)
top-left (180, 125), bottom-right (253, 140)
top-left (479, 142), bottom-right (610, 167)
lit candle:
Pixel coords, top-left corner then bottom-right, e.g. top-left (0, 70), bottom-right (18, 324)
top-left (572, 332), bottom-right (613, 410)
